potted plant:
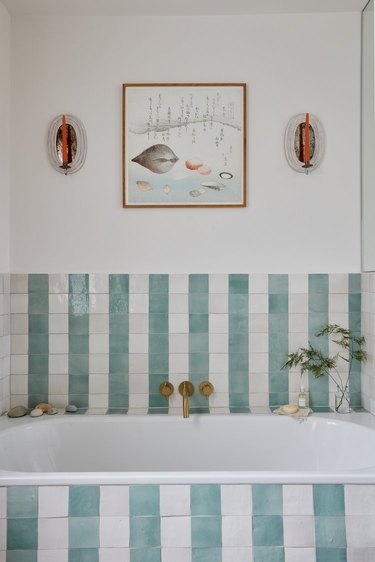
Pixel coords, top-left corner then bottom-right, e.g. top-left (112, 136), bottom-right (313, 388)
top-left (283, 324), bottom-right (367, 413)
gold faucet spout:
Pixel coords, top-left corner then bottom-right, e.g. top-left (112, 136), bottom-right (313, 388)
top-left (178, 381), bottom-right (194, 418)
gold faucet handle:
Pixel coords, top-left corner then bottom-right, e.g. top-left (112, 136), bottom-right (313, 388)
top-left (199, 381), bottom-right (214, 399)
top-left (159, 381), bottom-right (174, 399)
top-left (178, 381), bottom-right (194, 396)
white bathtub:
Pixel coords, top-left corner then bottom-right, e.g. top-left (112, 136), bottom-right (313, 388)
top-left (1, 412), bottom-right (375, 485)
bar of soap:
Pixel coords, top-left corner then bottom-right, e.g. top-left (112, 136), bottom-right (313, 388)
top-left (281, 404), bottom-right (299, 414)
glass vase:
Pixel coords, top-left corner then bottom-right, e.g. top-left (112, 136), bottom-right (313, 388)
top-left (335, 386), bottom-right (351, 414)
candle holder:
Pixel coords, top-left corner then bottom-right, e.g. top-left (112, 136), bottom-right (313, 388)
top-left (284, 113), bottom-right (325, 174)
top-left (48, 114), bottom-right (87, 175)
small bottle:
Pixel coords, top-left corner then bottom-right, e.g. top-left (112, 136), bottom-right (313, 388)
top-left (298, 385), bottom-right (308, 408)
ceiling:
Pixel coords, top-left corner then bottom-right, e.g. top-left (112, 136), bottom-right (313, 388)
top-left (1, 0), bottom-right (369, 16)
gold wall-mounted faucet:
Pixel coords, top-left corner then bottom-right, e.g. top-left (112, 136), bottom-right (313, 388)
top-left (159, 381), bottom-right (174, 399)
top-left (178, 381), bottom-right (194, 418)
top-left (199, 380), bottom-right (214, 398)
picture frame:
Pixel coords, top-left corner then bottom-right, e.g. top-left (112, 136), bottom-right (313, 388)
top-left (122, 83), bottom-right (246, 208)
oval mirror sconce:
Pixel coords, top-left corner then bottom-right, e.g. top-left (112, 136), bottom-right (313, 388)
top-left (48, 114), bottom-right (87, 175)
top-left (284, 113), bottom-right (325, 174)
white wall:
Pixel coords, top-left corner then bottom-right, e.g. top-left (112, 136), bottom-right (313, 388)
top-left (0, 1), bottom-right (10, 272)
top-left (10, 13), bottom-right (361, 273)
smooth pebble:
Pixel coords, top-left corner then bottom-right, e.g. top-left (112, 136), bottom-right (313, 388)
top-left (7, 405), bottom-right (28, 418)
top-left (30, 408), bottom-right (44, 417)
top-left (65, 404), bottom-right (78, 413)
top-left (47, 407), bottom-right (58, 415)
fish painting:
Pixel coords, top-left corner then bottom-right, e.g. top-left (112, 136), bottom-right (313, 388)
top-left (131, 144), bottom-right (179, 174)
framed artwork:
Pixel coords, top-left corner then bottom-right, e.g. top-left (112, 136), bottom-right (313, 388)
top-left (122, 83), bottom-right (246, 208)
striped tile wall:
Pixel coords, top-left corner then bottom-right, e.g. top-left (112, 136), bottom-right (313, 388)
top-left (0, 274), bottom-right (10, 415)
top-left (2, 483), bottom-right (375, 561)
top-left (361, 273), bottom-right (375, 414)
top-left (9, 273), bottom-right (362, 413)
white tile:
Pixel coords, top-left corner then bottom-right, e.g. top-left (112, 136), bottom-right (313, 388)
top-left (89, 294), bottom-right (109, 314)
top-left (209, 333), bottom-right (228, 353)
top-left (329, 294), bottom-right (349, 313)
top-left (249, 373), bottom-right (268, 393)
top-left (207, 372), bottom-right (228, 393)
top-left (129, 334), bottom-right (148, 353)
top-left (0, 489), bottom-right (6, 518)
top-left (249, 274), bottom-right (269, 294)
top-left (49, 354), bottom-right (68, 375)
top-left (289, 294), bottom-right (308, 314)
top-left (288, 275), bottom-right (308, 294)
top-left (160, 485), bottom-right (190, 516)
top-left (129, 274), bottom-right (149, 294)
top-left (345, 486), bottom-right (375, 515)
top-left (10, 374), bottom-right (28, 395)
top-left (288, 333), bottom-right (308, 353)
top-left (49, 274), bottom-right (69, 294)
top-left (169, 314), bottom-right (189, 333)
top-left (284, 547), bottom-right (315, 562)
top-left (90, 314), bottom-right (109, 334)
top-left (38, 550), bottom-right (68, 562)
top-left (49, 314), bottom-right (69, 334)
top-left (248, 314), bottom-right (268, 333)
top-left (209, 274), bottom-right (228, 293)
top-left (161, 548), bottom-right (191, 562)
top-left (129, 373), bottom-right (148, 393)
top-left (168, 274), bottom-right (189, 294)
top-left (90, 334), bottom-right (109, 354)
top-left (48, 374), bottom-right (69, 395)
top-left (222, 547), bottom-right (253, 562)
top-left (10, 354), bottom-right (28, 375)
top-left (209, 353), bottom-right (228, 374)
top-left (169, 294), bottom-right (189, 313)
top-left (100, 486), bottom-right (129, 516)
top-left (100, 517), bottom-right (129, 547)
top-left (129, 294), bottom-right (148, 313)
top-left (329, 273), bottom-right (349, 294)
top-left (221, 485), bottom-right (252, 515)
top-left (209, 314), bottom-right (228, 334)
top-left (129, 314), bottom-right (148, 334)
top-left (169, 333), bottom-right (189, 353)
top-left (10, 294), bottom-right (28, 313)
top-left (128, 394), bottom-right (148, 409)
top-left (222, 516), bottom-right (252, 547)
top-left (283, 485), bottom-right (314, 515)
top-left (49, 294), bottom-right (68, 314)
top-left (249, 333), bottom-right (268, 353)
top-left (249, 353), bottom-right (268, 373)
top-left (99, 548), bottom-right (129, 562)
top-left (288, 314), bottom-right (308, 334)
top-left (347, 548), bottom-right (375, 562)
top-left (283, 516), bottom-right (315, 547)
top-left (209, 294), bottom-right (228, 313)
top-left (11, 335), bottom-right (28, 354)
top-left (346, 515), bottom-right (375, 547)
top-left (249, 294), bottom-right (268, 313)
top-left (169, 353), bottom-right (188, 372)
top-left (39, 486), bottom-right (69, 517)
top-left (38, 518), bottom-right (69, 549)
top-left (10, 274), bottom-right (28, 294)
top-left (90, 354), bottom-right (109, 374)
top-left (128, 353), bottom-right (148, 374)
top-left (90, 374), bottom-right (109, 394)
top-left (89, 394), bottom-right (108, 409)
top-left (161, 516), bottom-right (191, 548)
top-left (10, 314), bottom-right (28, 335)
top-left (49, 334), bottom-right (69, 354)
top-left (89, 274), bottom-right (109, 294)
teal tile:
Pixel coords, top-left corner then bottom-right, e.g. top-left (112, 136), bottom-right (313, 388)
top-left (252, 515), bottom-right (283, 546)
top-left (268, 314), bottom-right (288, 333)
top-left (149, 274), bottom-right (168, 294)
top-left (69, 274), bottom-right (89, 294)
top-left (149, 314), bottom-right (168, 334)
top-left (69, 549), bottom-right (99, 562)
top-left (309, 274), bottom-right (328, 294)
top-left (130, 548), bottom-right (161, 562)
top-left (6, 551), bottom-right (37, 562)
top-left (28, 392), bottom-right (49, 409)
top-left (348, 312), bottom-right (361, 332)
top-left (28, 354), bottom-right (48, 375)
top-left (28, 274), bottom-right (48, 293)
top-left (130, 516), bottom-right (161, 547)
top-left (69, 314), bottom-right (89, 335)
top-left (308, 294), bottom-right (329, 314)
top-left (268, 332), bottom-right (288, 354)
top-left (191, 485), bottom-right (221, 515)
top-left (28, 314), bottom-right (48, 334)
top-left (269, 393), bottom-right (289, 408)
top-left (69, 354), bottom-right (89, 376)
top-left (28, 293), bottom-right (48, 314)
top-left (228, 353), bottom-right (248, 375)
top-left (108, 393), bottom-right (128, 410)
top-left (69, 294), bottom-right (89, 314)
top-left (109, 333), bottom-right (128, 354)
top-left (229, 274), bottom-right (248, 294)
top-left (229, 394), bottom-right (250, 410)
top-left (313, 485), bottom-right (345, 515)
top-left (349, 273), bottom-right (361, 293)
top-left (149, 371), bottom-right (168, 394)
top-left (69, 486), bottom-right (99, 516)
top-left (229, 294), bottom-right (248, 314)
top-left (253, 547), bottom-right (285, 562)
top-left (109, 294), bottom-right (129, 313)
top-left (7, 487), bottom-right (38, 518)
top-left (268, 275), bottom-right (288, 294)
top-left (269, 294), bottom-right (288, 314)
top-left (315, 517), bottom-right (346, 548)
top-left (149, 333), bottom-right (169, 354)
top-left (190, 314), bottom-right (209, 334)
top-left (229, 332), bottom-right (248, 354)
top-left (229, 313), bottom-right (248, 333)
top-left (69, 334), bottom-right (89, 354)
top-left (189, 353), bottom-right (209, 375)
top-left (189, 274), bottom-right (209, 293)
top-left (28, 334), bottom-right (48, 354)
top-left (130, 485), bottom-right (160, 516)
top-left (109, 353), bottom-right (128, 375)
top-left (149, 294), bottom-right (168, 314)
top-left (316, 549), bottom-right (347, 562)
top-left (191, 516), bottom-right (222, 548)
top-left (69, 375), bottom-right (89, 395)
top-left (252, 485), bottom-right (283, 515)
top-left (189, 293), bottom-right (209, 314)
top-left (148, 354), bottom-right (169, 374)
top-left (7, 519), bottom-right (38, 550)
top-left (189, 333), bottom-right (209, 353)
top-left (269, 372), bottom-right (288, 392)
top-left (109, 314), bottom-right (129, 335)
top-left (349, 293), bottom-right (361, 313)
top-left (69, 517), bottom-right (99, 548)
top-left (192, 548), bottom-right (223, 562)
top-left (109, 274), bottom-right (129, 294)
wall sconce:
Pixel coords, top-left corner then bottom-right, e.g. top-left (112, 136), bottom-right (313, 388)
top-left (284, 113), bottom-right (325, 174)
top-left (48, 114), bottom-right (87, 175)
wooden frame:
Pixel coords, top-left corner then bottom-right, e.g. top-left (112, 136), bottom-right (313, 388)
top-left (122, 83), bottom-right (246, 208)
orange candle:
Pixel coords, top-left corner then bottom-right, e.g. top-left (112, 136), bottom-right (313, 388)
top-left (305, 112), bottom-right (310, 163)
top-left (62, 114), bottom-right (68, 165)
